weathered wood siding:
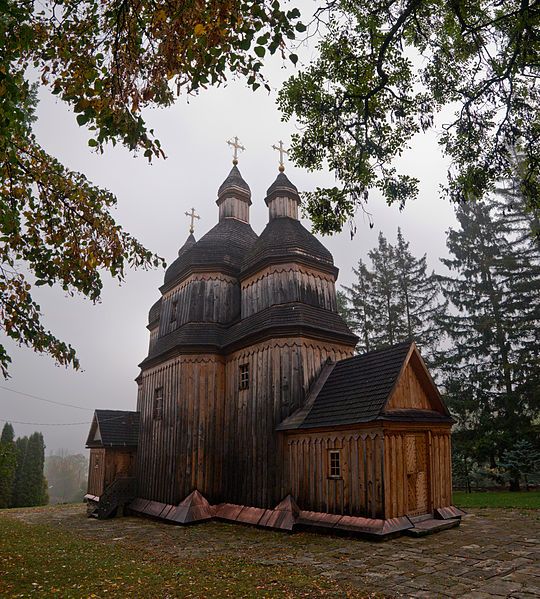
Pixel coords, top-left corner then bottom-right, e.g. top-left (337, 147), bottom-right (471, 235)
top-left (136, 354), bottom-right (226, 505)
top-left (241, 263), bottom-right (337, 317)
top-left (430, 431), bottom-right (453, 510)
top-left (285, 430), bottom-right (385, 517)
top-left (218, 197), bottom-right (249, 222)
top-left (383, 426), bottom-right (452, 518)
top-left (159, 273), bottom-right (239, 336)
top-left (136, 337), bottom-right (353, 508)
top-left (386, 361), bottom-right (432, 410)
top-left (268, 196), bottom-right (298, 220)
top-left (88, 448), bottom-right (105, 496)
top-left (87, 448), bottom-right (135, 497)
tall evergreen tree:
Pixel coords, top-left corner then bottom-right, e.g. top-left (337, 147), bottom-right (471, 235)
top-left (0, 423), bottom-right (16, 508)
top-left (368, 233), bottom-right (404, 349)
top-left (340, 230), bottom-right (445, 358)
top-left (25, 432), bottom-right (48, 506)
top-left (438, 199), bottom-right (540, 488)
top-left (11, 436), bottom-right (29, 507)
top-left (394, 229), bottom-right (447, 360)
top-left (340, 259), bottom-right (375, 353)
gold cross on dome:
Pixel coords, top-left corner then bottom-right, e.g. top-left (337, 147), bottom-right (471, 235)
top-left (184, 207), bottom-right (200, 234)
top-left (227, 136), bottom-right (245, 165)
top-left (272, 140), bottom-right (289, 172)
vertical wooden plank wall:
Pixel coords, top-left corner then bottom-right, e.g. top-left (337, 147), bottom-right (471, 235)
top-left (159, 273), bottom-right (240, 336)
top-left (241, 264), bottom-right (337, 317)
top-left (87, 448), bottom-right (106, 496)
top-left (135, 354), bottom-right (226, 505)
top-left (285, 430), bottom-right (385, 518)
top-left (223, 337), bottom-right (353, 509)
top-left (431, 432), bottom-right (452, 509)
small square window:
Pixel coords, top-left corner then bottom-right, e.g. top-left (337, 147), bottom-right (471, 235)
top-left (170, 300), bottom-right (178, 323)
top-left (329, 450), bottom-right (341, 478)
top-left (153, 387), bottom-right (163, 420)
top-left (239, 363), bottom-right (249, 390)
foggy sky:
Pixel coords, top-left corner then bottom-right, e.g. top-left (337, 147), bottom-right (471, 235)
top-left (1, 1), bottom-right (457, 453)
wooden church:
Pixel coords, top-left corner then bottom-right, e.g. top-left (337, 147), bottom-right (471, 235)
top-left (85, 146), bottom-right (463, 538)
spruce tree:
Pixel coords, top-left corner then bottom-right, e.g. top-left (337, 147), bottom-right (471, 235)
top-left (368, 233), bottom-right (404, 348)
top-left (394, 228), bottom-right (447, 360)
top-left (438, 199), bottom-right (540, 488)
top-left (340, 259), bottom-right (375, 353)
top-left (341, 230), bottom-right (445, 358)
top-left (0, 423), bottom-right (16, 508)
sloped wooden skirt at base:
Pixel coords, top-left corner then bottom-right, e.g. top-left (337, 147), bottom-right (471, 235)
top-left (125, 491), bottom-right (462, 539)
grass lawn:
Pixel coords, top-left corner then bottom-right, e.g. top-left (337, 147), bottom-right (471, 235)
top-left (453, 489), bottom-right (540, 509)
top-left (0, 514), bottom-right (369, 599)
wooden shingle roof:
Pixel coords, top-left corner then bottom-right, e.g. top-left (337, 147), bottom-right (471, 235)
top-left (163, 218), bottom-right (258, 288)
top-left (277, 342), bottom-right (452, 430)
top-left (86, 410), bottom-right (139, 448)
top-left (241, 218), bottom-right (337, 278)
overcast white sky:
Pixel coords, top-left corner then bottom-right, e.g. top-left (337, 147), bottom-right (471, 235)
top-left (1, 1), bottom-right (457, 453)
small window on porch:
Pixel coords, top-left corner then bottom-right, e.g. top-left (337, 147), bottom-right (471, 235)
top-left (329, 450), bottom-right (341, 478)
top-left (153, 387), bottom-right (163, 420)
top-left (239, 363), bottom-right (249, 390)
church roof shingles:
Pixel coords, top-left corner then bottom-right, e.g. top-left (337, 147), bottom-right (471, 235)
top-left (163, 218), bottom-right (258, 289)
top-left (241, 218), bottom-right (336, 278)
top-left (277, 342), bottom-right (453, 430)
top-left (86, 410), bottom-right (139, 447)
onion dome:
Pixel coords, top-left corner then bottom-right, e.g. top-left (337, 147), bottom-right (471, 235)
top-left (265, 172), bottom-right (300, 220)
top-left (216, 165), bottom-right (252, 223)
top-left (241, 172), bottom-right (336, 278)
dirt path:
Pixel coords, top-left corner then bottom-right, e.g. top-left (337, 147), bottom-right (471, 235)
top-left (5, 504), bottom-right (540, 598)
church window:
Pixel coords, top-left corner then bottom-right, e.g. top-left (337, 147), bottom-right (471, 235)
top-left (329, 450), bottom-right (341, 478)
top-left (170, 300), bottom-right (178, 323)
top-left (239, 363), bottom-right (249, 390)
top-left (153, 387), bottom-right (163, 420)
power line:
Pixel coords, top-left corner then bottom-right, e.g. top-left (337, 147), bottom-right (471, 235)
top-left (0, 417), bottom-right (91, 426)
top-left (0, 384), bottom-right (93, 411)
top-left (0, 413), bottom-right (132, 427)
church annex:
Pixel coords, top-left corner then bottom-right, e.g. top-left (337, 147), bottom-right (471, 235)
top-left (85, 152), bottom-right (463, 538)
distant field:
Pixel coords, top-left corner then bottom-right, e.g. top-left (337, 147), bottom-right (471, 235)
top-left (453, 490), bottom-right (540, 509)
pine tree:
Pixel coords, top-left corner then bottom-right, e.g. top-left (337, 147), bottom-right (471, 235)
top-left (0, 423), bottom-right (16, 508)
top-left (438, 199), bottom-right (540, 488)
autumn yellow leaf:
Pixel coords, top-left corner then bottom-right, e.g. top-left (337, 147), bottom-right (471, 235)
top-left (194, 23), bottom-right (205, 36)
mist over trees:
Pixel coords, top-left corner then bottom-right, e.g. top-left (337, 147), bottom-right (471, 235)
top-left (339, 188), bottom-right (540, 491)
top-left (45, 451), bottom-right (88, 504)
top-left (0, 424), bottom-right (48, 508)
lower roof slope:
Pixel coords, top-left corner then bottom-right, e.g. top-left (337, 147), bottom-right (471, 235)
top-left (277, 341), bottom-right (452, 430)
top-left (86, 410), bottom-right (139, 448)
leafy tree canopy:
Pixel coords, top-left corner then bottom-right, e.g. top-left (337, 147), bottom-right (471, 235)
top-left (1, 0), bottom-right (301, 376)
top-left (278, 0), bottom-right (540, 233)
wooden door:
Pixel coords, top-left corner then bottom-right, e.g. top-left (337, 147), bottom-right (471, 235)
top-left (404, 434), bottom-right (429, 516)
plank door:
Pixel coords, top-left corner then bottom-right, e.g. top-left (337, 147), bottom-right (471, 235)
top-left (404, 434), bottom-right (429, 516)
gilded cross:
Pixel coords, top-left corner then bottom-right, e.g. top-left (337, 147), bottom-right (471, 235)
top-left (184, 207), bottom-right (200, 234)
top-left (272, 140), bottom-right (289, 172)
top-left (227, 136), bottom-right (245, 165)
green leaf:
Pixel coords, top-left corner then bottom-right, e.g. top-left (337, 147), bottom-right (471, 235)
top-left (88, 138), bottom-right (98, 147)
top-left (289, 53), bottom-right (298, 65)
top-left (254, 46), bottom-right (265, 58)
top-left (76, 114), bottom-right (88, 126)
